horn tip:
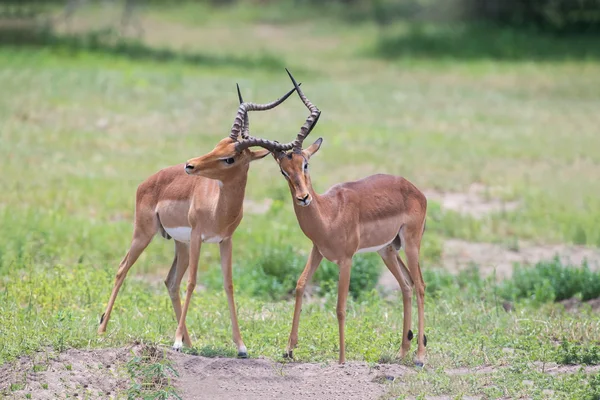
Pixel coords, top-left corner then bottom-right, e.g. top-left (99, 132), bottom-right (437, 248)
top-left (236, 83), bottom-right (243, 104)
top-left (286, 68), bottom-right (299, 87)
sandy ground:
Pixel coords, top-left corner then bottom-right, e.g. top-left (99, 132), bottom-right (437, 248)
top-left (3, 345), bottom-right (599, 400)
top-left (0, 347), bottom-right (130, 399)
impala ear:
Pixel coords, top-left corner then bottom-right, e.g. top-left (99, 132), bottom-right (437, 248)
top-left (249, 148), bottom-right (270, 162)
top-left (304, 137), bottom-right (323, 159)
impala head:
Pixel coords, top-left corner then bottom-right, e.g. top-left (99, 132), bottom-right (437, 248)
top-left (275, 137), bottom-right (322, 206)
top-left (273, 68), bottom-right (322, 207)
top-left (184, 137), bottom-right (270, 181)
top-left (185, 82), bottom-right (300, 180)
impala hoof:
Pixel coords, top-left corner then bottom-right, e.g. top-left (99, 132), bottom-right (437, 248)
top-left (283, 350), bottom-right (293, 359)
top-left (414, 360), bottom-right (424, 368)
top-left (172, 341), bottom-right (183, 352)
top-left (237, 351), bottom-right (248, 359)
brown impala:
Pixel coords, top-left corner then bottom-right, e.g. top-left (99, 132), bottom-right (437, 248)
top-left (274, 69), bottom-right (428, 366)
top-left (98, 83), bottom-right (298, 357)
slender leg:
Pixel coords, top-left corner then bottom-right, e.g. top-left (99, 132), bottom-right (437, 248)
top-left (286, 245), bottom-right (323, 358)
top-left (405, 242), bottom-right (426, 367)
top-left (219, 238), bottom-right (247, 358)
top-left (173, 229), bottom-right (201, 350)
top-left (164, 241), bottom-right (191, 347)
top-left (378, 246), bottom-right (414, 359)
top-left (98, 228), bottom-right (154, 334)
top-left (336, 258), bottom-right (352, 364)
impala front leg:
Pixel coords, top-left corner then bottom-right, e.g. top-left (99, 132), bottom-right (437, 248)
top-left (219, 237), bottom-right (247, 358)
top-left (173, 229), bottom-right (201, 351)
top-left (336, 258), bottom-right (352, 364)
top-left (286, 245), bottom-right (323, 358)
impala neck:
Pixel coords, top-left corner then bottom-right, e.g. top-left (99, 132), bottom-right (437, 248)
top-left (292, 177), bottom-right (328, 240)
top-left (216, 170), bottom-right (248, 221)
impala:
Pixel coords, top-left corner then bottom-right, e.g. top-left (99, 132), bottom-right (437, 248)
top-left (274, 69), bottom-right (429, 366)
top-left (98, 83), bottom-right (297, 357)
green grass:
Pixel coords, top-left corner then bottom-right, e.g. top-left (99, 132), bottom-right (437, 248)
top-left (1, 2), bottom-right (600, 398)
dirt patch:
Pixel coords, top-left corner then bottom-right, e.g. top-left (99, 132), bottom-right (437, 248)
top-left (442, 239), bottom-right (600, 278)
top-left (0, 347), bottom-right (131, 399)
top-left (171, 352), bottom-right (408, 400)
top-left (378, 239), bottom-right (600, 292)
top-left (3, 347), bottom-right (600, 399)
top-left (424, 183), bottom-right (520, 219)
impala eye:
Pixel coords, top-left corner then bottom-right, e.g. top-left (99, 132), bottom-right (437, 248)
top-left (224, 158), bottom-right (235, 165)
top-left (303, 162), bottom-right (309, 171)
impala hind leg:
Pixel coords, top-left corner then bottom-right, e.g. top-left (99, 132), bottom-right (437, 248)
top-left (378, 245), bottom-right (414, 359)
top-left (164, 241), bottom-right (191, 347)
top-left (98, 222), bottom-right (155, 334)
top-left (404, 227), bottom-right (426, 367)
top-left (286, 245), bottom-right (323, 359)
top-left (173, 229), bottom-right (201, 351)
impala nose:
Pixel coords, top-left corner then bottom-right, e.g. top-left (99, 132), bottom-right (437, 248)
top-left (296, 193), bottom-right (311, 206)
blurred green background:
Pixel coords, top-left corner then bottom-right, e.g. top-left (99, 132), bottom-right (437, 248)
top-left (1, 1), bottom-right (600, 398)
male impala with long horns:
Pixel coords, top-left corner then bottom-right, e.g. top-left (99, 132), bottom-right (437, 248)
top-left (274, 69), bottom-right (429, 366)
top-left (98, 82), bottom-right (298, 357)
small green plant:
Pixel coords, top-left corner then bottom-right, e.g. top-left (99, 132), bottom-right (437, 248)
top-left (32, 364), bottom-right (47, 372)
top-left (41, 383), bottom-right (48, 389)
top-left (10, 383), bottom-right (24, 391)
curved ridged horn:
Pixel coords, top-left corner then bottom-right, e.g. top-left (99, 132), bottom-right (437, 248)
top-left (229, 84), bottom-right (299, 142)
top-left (285, 68), bottom-right (321, 152)
top-left (236, 84), bottom-right (250, 139)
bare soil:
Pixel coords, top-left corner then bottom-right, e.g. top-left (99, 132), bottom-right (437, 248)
top-left (441, 239), bottom-right (600, 278)
top-left (378, 238), bottom-right (600, 293)
top-left (3, 345), bottom-right (600, 400)
top-left (0, 346), bottom-right (131, 399)
top-left (424, 183), bottom-right (520, 220)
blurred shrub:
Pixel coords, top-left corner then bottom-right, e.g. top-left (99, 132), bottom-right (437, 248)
top-left (206, 244), bottom-right (305, 300)
top-left (422, 264), bottom-right (489, 298)
top-left (499, 257), bottom-right (600, 303)
top-left (209, 247), bottom-right (384, 301)
top-left (464, 0), bottom-right (600, 35)
top-left (556, 340), bottom-right (600, 365)
top-left (314, 254), bottom-right (382, 300)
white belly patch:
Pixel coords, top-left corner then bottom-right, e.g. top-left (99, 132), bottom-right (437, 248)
top-left (162, 227), bottom-right (223, 244)
top-left (356, 238), bottom-right (395, 254)
top-left (163, 227), bottom-right (191, 243)
top-left (201, 234), bottom-right (223, 243)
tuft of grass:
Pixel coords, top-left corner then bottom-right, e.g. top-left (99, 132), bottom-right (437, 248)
top-left (125, 344), bottom-right (181, 400)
